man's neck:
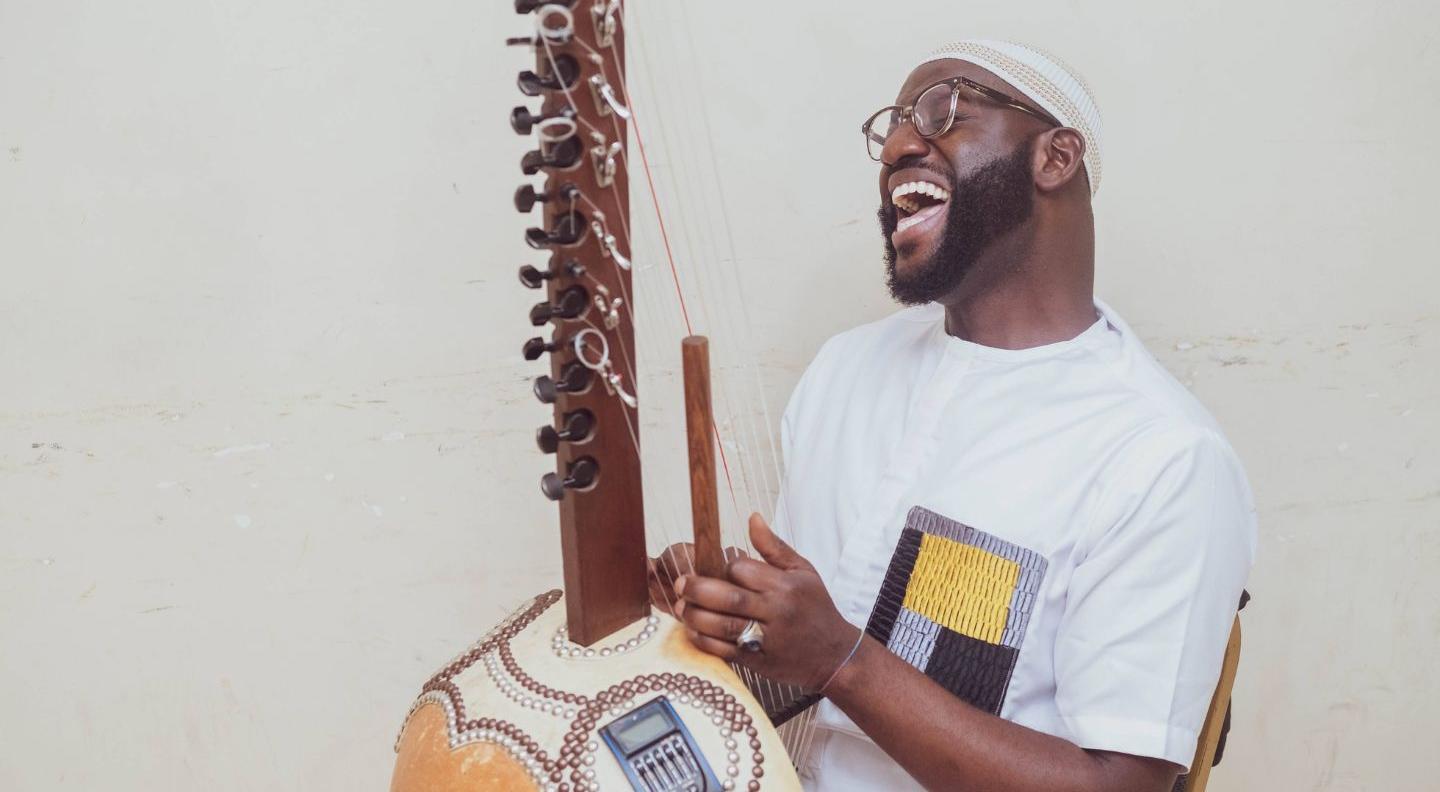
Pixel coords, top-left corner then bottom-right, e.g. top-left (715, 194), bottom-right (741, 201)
top-left (940, 241), bottom-right (1097, 350)
top-left (942, 286), bottom-right (1097, 350)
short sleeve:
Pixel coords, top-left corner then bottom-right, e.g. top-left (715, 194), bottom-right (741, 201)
top-left (1053, 425), bottom-right (1256, 770)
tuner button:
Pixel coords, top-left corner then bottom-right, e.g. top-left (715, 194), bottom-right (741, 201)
top-left (541, 456), bottom-right (598, 501)
top-left (529, 302), bottom-right (550, 326)
top-left (517, 56), bottom-right (580, 98)
top-left (520, 137), bottom-right (583, 176)
top-left (540, 471), bottom-right (565, 500)
top-left (514, 184), bottom-right (540, 212)
top-left (533, 375), bottom-right (558, 404)
top-left (533, 363), bottom-right (592, 401)
top-left (530, 288), bottom-right (587, 326)
top-left (519, 264), bottom-right (547, 289)
top-left (517, 69), bottom-right (544, 97)
top-left (523, 336), bottom-right (560, 361)
top-left (511, 105), bottom-right (538, 135)
top-left (525, 211), bottom-right (587, 249)
top-left (536, 425), bottom-right (561, 454)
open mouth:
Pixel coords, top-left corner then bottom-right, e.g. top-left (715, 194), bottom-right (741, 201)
top-left (891, 180), bottom-right (951, 238)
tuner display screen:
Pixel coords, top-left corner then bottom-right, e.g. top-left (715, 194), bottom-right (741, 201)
top-left (613, 710), bottom-right (673, 754)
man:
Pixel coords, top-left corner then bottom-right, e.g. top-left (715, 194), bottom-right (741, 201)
top-left (666, 40), bottom-right (1256, 791)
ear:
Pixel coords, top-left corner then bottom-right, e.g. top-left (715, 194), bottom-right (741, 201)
top-left (1032, 127), bottom-right (1086, 194)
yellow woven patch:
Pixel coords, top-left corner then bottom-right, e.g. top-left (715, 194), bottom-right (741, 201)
top-left (902, 533), bottom-right (1020, 644)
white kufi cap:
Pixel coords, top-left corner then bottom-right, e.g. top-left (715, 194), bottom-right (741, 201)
top-left (919, 40), bottom-right (1104, 195)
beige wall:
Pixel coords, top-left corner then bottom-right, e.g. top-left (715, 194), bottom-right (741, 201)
top-left (2, 1), bottom-right (1436, 789)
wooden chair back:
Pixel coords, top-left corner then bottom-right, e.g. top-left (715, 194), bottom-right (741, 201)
top-left (1179, 616), bottom-right (1243, 792)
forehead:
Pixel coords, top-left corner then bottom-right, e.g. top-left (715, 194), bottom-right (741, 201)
top-left (894, 59), bottom-right (1025, 105)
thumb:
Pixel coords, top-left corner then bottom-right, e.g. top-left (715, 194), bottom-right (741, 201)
top-left (749, 512), bottom-right (807, 570)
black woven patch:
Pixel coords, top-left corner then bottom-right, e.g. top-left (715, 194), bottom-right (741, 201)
top-left (924, 627), bottom-right (1020, 716)
top-left (864, 527), bottom-right (922, 646)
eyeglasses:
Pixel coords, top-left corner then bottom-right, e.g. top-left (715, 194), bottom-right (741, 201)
top-left (861, 76), bottom-right (1059, 161)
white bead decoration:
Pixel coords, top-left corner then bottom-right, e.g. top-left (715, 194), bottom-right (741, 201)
top-left (552, 615), bottom-right (660, 660)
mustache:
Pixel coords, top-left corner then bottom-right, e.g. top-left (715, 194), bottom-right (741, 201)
top-left (895, 160), bottom-right (955, 185)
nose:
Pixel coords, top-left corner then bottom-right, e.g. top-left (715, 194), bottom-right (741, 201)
top-left (881, 117), bottom-right (929, 167)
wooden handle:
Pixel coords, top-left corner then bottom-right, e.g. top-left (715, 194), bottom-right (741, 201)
top-left (682, 336), bottom-right (726, 579)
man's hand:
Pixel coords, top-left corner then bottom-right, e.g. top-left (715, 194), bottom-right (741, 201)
top-left (648, 542), bottom-right (750, 613)
top-left (673, 513), bottom-right (862, 691)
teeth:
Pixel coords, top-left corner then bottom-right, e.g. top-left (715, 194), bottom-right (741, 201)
top-left (890, 180), bottom-right (950, 213)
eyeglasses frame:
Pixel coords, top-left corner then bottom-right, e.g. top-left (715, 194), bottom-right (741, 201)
top-left (861, 76), bottom-right (1060, 162)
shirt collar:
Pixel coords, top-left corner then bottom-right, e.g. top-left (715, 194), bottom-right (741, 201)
top-left (916, 300), bottom-right (1118, 364)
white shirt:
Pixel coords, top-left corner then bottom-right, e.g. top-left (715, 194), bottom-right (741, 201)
top-left (775, 300), bottom-right (1256, 791)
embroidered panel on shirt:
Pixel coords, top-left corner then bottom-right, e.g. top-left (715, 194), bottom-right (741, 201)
top-left (863, 506), bottom-right (1048, 715)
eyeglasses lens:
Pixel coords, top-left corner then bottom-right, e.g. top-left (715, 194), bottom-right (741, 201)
top-left (867, 108), bottom-right (901, 160)
top-left (913, 83), bottom-right (954, 136)
top-left (865, 83), bottom-right (956, 160)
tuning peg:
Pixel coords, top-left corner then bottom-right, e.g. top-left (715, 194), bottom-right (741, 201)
top-left (511, 106), bottom-right (574, 136)
top-left (541, 456), bottom-right (598, 501)
top-left (519, 258), bottom-right (584, 289)
top-left (536, 409), bottom-right (595, 454)
top-left (523, 336), bottom-right (562, 360)
top-left (517, 56), bottom-right (580, 97)
top-left (534, 362), bottom-right (593, 404)
top-left (515, 0), bottom-right (576, 13)
top-left (514, 183), bottom-right (580, 213)
top-left (529, 286), bottom-right (588, 326)
top-left (521, 137), bottom-right (583, 175)
top-left (518, 263), bottom-right (549, 289)
top-left (514, 185), bottom-right (543, 212)
top-left (525, 212), bottom-right (586, 249)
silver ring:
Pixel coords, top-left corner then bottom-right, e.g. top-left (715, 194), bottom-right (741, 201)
top-left (736, 620), bottom-right (765, 652)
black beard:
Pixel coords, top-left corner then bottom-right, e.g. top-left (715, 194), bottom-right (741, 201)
top-left (880, 143), bottom-right (1035, 306)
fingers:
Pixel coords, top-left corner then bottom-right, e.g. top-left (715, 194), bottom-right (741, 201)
top-left (749, 512), bottom-right (808, 571)
top-left (684, 629), bottom-right (740, 662)
top-left (676, 574), bottom-right (764, 620)
top-left (680, 601), bottom-right (754, 643)
top-left (727, 556), bottom-right (786, 592)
